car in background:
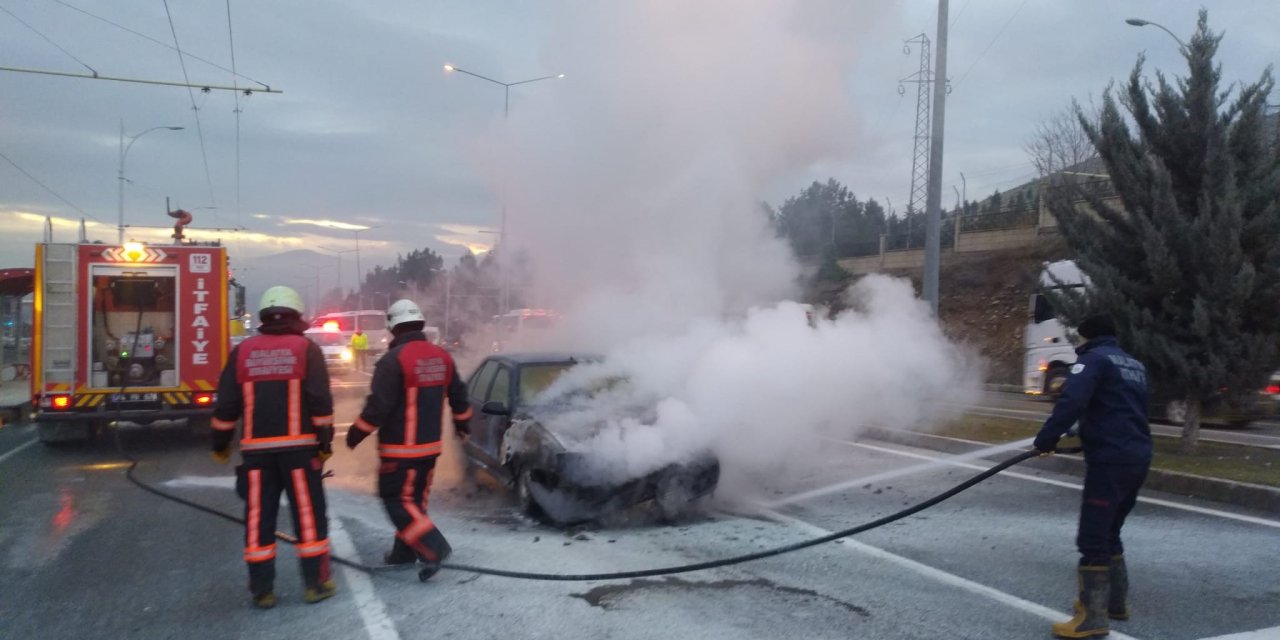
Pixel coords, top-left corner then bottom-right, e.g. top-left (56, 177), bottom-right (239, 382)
top-left (304, 328), bottom-right (353, 371)
top-left (463, 352), bottom-right (720, 525)
top-left (1153, 371), bottom-right (1280, 428)
top-left (310, 310), bottom-right (391, 355)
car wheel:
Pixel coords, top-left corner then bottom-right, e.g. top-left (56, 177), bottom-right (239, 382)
top-left (655, 469), bottom-right (696, 523)
top-left (1164, 400), bottom-right (1188, 426)
top-left (515, 467), bottom-right (545, 518)
top-left (1044, 367), bottom-right (1069, 396)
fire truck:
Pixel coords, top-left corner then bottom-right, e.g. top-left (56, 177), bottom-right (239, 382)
top-left (30, 233), bottom-right (234, 444)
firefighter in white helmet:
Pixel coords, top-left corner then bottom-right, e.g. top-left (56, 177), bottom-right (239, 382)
top-left (346, 298), bottom-right (472, 578)
top-left (211, 286), bottom-right (337, 608)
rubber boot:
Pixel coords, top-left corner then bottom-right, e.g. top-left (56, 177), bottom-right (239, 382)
top-left (301, 554), bottom-right (337, 604)
top-left (417, 528), bottom-right (453, 582)
top-left (384, 537), bottom-right (416, 566)
top-left (1051, 565), bottom-right (1111, 638)
top-left (1108, 555), bottom-right (1129, 620)
top-left (248, 562), bottom-right (276, 609)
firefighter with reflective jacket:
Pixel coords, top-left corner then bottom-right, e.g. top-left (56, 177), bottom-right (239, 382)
top-left (211, 286), bottom-right (337, 609)
top-left (346, 298), bottom-right (472, 579)
top-left (1034, 314), bottom-right (1152, 639)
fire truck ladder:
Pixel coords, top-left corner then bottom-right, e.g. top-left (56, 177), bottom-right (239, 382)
top-left (41, 244), bottom-right (78, 389)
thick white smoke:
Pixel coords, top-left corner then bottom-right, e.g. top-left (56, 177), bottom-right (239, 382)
top-left (462, 2), bottom-right (982, 494)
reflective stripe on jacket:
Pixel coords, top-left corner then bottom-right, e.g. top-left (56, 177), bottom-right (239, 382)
top-left (212, 332), bottom-right (335, 453)
top-left (356, 331), bottom-right (471, 460)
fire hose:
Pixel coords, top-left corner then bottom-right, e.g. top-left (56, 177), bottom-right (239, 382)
top-left (116, 434), bottom-right (1082, 582)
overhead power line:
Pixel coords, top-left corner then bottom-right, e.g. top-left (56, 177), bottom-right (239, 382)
top-left (225, 0), bottom-right (243, 230)
top-left (953, 0), bottom-right (1031, 90)
top-left (0, 149), bottom-right (103, 223)
top-left (50, 0), bottom-right (270, 90)
top-left (0, 65), bottom-right (280, 92)
top-left (162, 0), bottom-right (218, 215)
top-left (0, 3), bottom-right (97, 75)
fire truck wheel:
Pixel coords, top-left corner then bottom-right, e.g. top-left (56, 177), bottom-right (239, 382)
top-left (37, 421), bottom-right (92, 447)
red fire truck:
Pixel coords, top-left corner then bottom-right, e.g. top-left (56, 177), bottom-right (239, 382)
top-left (31, 239), bottom-right (233, 444)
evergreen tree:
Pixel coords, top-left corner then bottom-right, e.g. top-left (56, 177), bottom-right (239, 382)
top-left (1048, 10), bottom-right (1280, 450)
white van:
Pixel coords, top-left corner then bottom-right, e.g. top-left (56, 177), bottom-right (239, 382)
top-left (310, 310), bottom-right (391, 355)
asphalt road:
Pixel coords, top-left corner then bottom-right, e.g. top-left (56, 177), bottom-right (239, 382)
top-left (2, 371), bottom-right (1277, 640)
top-left (970, 390), bottom-right (1280, 450)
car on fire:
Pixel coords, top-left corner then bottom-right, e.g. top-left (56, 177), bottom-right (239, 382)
top-left (463, 352), bottom-right (720, 525)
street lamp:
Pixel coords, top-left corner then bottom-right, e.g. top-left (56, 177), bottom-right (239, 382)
top-left (319, 245), bottom-right (358, 303)
top-left (118, 121), bottom-right (183, 243)
top-left (443, 62), bottom-right (564, 313)
top-left (1124, 18), bottom-right (1188, 50)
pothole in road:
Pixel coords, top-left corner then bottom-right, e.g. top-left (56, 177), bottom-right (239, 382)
top-left (571, 576), bottom-right (871, 618)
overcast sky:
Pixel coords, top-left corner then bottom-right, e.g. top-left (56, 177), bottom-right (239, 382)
top-left (1, 1), bottom-right (1276, 281)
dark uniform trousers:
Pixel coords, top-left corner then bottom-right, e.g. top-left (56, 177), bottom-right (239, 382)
top-left (378, 457), bottom-right (447, 561)
top-left (240, 449), bottom-right (332, 595)
top-left (1077, 462), bottom-right (1149, 566)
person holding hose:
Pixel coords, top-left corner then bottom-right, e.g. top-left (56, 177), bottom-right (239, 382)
top-left (346, 298), bottom-right (472, 579)
top-left (210, 286), bottom-right (337, 609)
top-left (1034, 314), bottom-right (1152, 638)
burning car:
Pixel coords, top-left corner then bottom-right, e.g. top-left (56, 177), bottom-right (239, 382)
top-left (463, 352), bottom-right (720, 524)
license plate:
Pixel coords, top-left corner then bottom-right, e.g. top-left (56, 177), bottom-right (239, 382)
top-left (110, 392), bottom-right (160, 403)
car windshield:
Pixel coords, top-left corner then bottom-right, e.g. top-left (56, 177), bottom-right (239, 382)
top-left (518, 363), bottom-right (577, 406)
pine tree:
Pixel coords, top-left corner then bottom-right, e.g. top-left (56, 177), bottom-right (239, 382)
top-left (1048, 10), bottom-right (1280, 450)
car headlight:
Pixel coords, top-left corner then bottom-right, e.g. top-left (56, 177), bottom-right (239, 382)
top-left (340, 348), bottom-right (353, 361)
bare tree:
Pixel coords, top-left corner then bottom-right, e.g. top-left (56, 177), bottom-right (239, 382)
top-left (1025, 107), bottom-right (1099, 178)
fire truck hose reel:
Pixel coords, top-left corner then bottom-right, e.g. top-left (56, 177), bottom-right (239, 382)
top-left (115, 428), bottom-right (1083, 582)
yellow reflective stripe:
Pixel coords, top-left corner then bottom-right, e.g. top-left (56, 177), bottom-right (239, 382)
top-left (195, 379), bottom-right (215, 391)
top-left (240, 435), bottom-right (318, 451)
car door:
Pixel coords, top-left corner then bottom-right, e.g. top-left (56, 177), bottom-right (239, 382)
top-left (466, 360), bottom-right (498, 441)
top-left (479, 363), bottom-right (514, 461)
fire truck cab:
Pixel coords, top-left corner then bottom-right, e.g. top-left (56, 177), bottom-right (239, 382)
top-left (31, 240), bottom-right (231, 444)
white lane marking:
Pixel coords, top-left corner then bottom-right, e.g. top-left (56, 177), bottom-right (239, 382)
top-left (831, 440), bottom-right (1280, 530)
top-left (765, 437), bottom-right (1035, 507)
top-left (0, 437), bottom-right (37, 464)
top-left (1199, 626), bottom-right (1280, 640)
top-left (329, 516), bottom-right (400, 640)
top-left (162, 475), bottom-right (235, 490)
top-left (763, 509), bottom-right (1143, 640)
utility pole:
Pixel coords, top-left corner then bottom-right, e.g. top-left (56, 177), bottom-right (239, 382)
top-left (922, 0), bottom-right (949, 314)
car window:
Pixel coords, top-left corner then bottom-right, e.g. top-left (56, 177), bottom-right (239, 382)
top-left (486, 365), bottom-right (512, 407)
top-left (469, 362), bottom-right (498, 402)
top-left (518, 363), bottom-right (576, 405)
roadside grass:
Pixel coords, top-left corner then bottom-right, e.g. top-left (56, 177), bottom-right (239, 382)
top-left (937, 414), bottom-right (1280, 488)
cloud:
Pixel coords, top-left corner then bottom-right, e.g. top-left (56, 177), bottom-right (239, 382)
top-left (281, 218), bottom-right (376, 231)
top-left (433, 223), bottom-right (493, 254)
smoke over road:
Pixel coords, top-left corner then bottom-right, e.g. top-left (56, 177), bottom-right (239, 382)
top-left (464, 2), bottom-right (982, 494)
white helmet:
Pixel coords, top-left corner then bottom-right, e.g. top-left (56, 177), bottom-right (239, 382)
top-left (386, 298), bottom-right (425, 330)
top-left (259, 286), bottom-right (304, 316)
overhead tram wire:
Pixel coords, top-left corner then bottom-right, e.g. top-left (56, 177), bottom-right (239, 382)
top-left (225, 0), bottom-right (242, 233)
top-left (161, 0), bottom-right (218, 218)
top-left (0, 149), bottom-right (103, 224)
top-left (50, 0), bottom-right (270, 91)
top-left (952, 0), bottom-right (1031, 90)
top-left (0, 3), bottom-right (97, 76)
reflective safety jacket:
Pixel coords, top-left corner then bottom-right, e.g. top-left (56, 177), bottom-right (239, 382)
top-left (1034, 336), bottom-right (1153, 465)
top-left (351, 332), bottom-right (369, 351)
top-left (353, 330), bottom-right (471, 459)
top-left (212, 331), bottom-right (335, 453)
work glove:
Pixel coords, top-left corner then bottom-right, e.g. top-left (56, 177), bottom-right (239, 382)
top-left (316, 426), bottom-right (334, 462)
top-left (346, 425), bottom-right (370, 450)
top-left (211, 446), bottom-right (232, 465)
top-left (1032, 434), bottom-right (1058, 456)
top-left (454, 418), bottom-right (471, 439)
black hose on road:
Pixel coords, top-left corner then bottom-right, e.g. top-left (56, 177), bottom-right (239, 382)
top-left (116, 434), bottom-right (1081, 582)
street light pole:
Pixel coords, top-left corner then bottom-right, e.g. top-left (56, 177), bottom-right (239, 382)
top-left (443, 63), bottom-right (564, 314)
top-left (922, 0), bottom-right (949, 314)
top-left (118, 120), bottom-right (183, 244)
top-left (1124, 18), bottom-right (1189, 50)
